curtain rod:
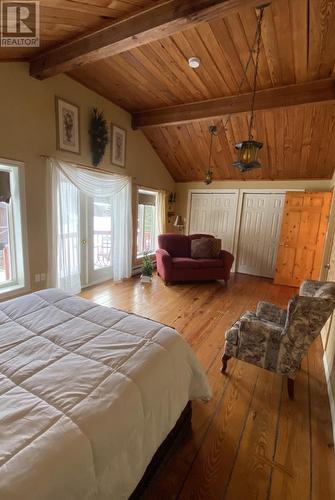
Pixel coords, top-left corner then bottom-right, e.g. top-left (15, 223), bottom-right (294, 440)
top-left (40, 155), bottom-right (135, 180)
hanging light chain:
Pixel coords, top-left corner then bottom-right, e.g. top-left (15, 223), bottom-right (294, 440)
top-left (208, 125), bottom-right (215, 169)
top-left (248, 6), bottom-right (265, 140)
top-left (219, 5), bottom-right (267, 136)
top-left (203, 3), bottom-right (269, 181)
top-left (204, 125), bottom-right (217, 184)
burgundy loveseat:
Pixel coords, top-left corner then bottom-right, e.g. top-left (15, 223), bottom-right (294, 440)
top-left (156, 233), bottom-right (234, 284)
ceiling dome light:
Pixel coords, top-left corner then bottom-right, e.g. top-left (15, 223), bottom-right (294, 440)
top-left (188, 57), bottom-right (201, 69)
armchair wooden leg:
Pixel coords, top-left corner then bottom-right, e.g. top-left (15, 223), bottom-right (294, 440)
top-left (287, 377), bottom-right (295, 400)
top-left (221, 354), bottom-right (231, 374)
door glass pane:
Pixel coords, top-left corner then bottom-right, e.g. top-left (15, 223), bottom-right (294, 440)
top-left (0, 202), bottom-right (12, 284)
top-left (137, 203), bottom-right (156, 256)
top-left (137, 204), bottom-right (144, 256)
top-left (144, 205), bottom-right (156, 253)
top-left (94, 201), bottom-right (112, 270)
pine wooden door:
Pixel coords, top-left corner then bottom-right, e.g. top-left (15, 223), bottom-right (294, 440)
top-left (274, 192), bottom-right (332, 287)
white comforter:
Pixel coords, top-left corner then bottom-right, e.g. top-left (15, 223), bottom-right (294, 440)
top-left (0, 289), bottom-right (211, 499)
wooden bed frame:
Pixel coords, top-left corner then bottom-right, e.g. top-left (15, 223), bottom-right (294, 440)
top-left (130, 402), bottom-right (192, 498)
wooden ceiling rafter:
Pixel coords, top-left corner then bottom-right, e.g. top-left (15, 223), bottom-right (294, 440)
top-left (143, 102), bottom-right (335, 182)
top-left (30, 0), bottom-right (263, 79)
top-left (0, 0), bottom-right (333, 182)
top-left (132, 78), bottom-right (335, 128)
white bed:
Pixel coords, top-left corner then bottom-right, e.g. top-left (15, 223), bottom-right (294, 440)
top-left (0, 289), bottom-right (211, 499)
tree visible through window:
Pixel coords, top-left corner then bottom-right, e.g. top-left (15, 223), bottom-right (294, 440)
top-left (137, 190), bottom-right (157, 257)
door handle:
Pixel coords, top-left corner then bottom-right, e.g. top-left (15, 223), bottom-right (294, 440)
top-left (324, 263), bottom-right (330, 270)
top-left (81, 240), bottom-right (87, 246)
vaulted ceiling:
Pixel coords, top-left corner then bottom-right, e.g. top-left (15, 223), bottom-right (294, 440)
top-left (144, 103), bottom-right (335, 181)
top-left (1, 0), bottom-right (335, 182)
top-left (0, 0), bottom-right (160, 60)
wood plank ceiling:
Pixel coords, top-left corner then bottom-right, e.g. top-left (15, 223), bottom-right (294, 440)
top-left (144, 104), bottom-right (335, 181)
top-left (0, 0), bottom-right (160, 60)
top-left (1, 0), bottom-right (335, 181)
top-left (68, 0), bottom-right (335, 108)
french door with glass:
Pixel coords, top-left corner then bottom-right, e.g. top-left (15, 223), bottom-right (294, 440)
top-left (80, 195), bottom-right (113, 286)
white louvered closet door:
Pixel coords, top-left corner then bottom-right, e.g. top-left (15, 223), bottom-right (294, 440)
top-left (237, 193), bottom-right (285, 278)
top-left (188, 192), bottom-right (238, 253)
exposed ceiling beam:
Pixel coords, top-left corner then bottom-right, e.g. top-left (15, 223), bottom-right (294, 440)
top-left (30, 0), bottom-right (261, 79)
top-left (132, 79), bottom-right (335, 128)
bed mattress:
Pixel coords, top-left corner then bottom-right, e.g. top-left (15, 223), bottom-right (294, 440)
top-left (0, 289), bottom-right (211, 499)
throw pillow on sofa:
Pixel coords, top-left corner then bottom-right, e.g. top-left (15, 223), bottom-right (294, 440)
top-left (211, 238), bottom-right (222, 258)
top-left (191, 238), bottom-right (221, 259)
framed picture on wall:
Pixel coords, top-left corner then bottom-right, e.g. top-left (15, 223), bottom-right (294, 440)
top-left (55, 96), bottom-right (80, 154)
top-left (111, 124), bottom-right (126, 167)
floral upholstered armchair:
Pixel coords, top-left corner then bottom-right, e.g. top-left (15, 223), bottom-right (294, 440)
top-left (222, 280), bottom-right (335, 399)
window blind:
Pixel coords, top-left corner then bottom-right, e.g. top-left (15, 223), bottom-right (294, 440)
top-left (138, 192), bottom-right (156, 206)
top-left (0, 171), bottom-right (11, 203)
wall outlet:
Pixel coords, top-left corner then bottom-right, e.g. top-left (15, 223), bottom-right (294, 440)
top-left (34, 274), bottom-right (41, 283)
top-left (40, 273), bottom-right (46, 282)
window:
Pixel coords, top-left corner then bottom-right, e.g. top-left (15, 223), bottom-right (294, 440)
top-left (0, 161), bottom-right (27, 293)
top-left (137, 189), bottom-right (157, 257)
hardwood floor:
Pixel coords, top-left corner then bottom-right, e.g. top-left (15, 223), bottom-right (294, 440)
top-left (81, 273), bottom-right (335, 500)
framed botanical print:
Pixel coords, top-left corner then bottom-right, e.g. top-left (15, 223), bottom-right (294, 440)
top-left (111, 124), bottom-right (126, 167)
top-left (55, 97), bottom-right (80, 154)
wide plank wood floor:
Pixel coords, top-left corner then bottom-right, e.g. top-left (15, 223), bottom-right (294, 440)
top-left (81, 273), bottom-right (335, 500)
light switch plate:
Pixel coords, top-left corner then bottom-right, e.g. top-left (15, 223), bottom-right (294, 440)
top-left (34, 274), bottom-right (41, 283)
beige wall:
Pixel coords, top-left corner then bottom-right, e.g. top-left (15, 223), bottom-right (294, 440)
top-left (324, 313), bottom-right (335, 405)
top-left (322, 266), bottom-right (335, 442)
top-left (0, 63), bottom-right (175, 290)
top-left (322, 169), bottom-right (335, 437)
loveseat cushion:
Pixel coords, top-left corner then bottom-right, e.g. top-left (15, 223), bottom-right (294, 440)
top-left (172, 257), bottom-right (200, 269)
top-left (158, 234), bottom-right (191, 257)
top-left (196, 258), bottom-right (224, 269)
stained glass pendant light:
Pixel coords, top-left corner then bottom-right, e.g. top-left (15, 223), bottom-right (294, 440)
top-left (204, 125), bottom-right (217, 185)
top-left (233, 140), bottom-right (263, 172)
top-left (233, 5), bottom-right (268, 172)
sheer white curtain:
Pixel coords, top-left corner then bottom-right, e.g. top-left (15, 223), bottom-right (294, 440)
top-left (47, 158), bottom-right (132, 293)
top-left (47, 162), bottom-right (81, 293)
top-left (156, 190), bottom-right (167, 236)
